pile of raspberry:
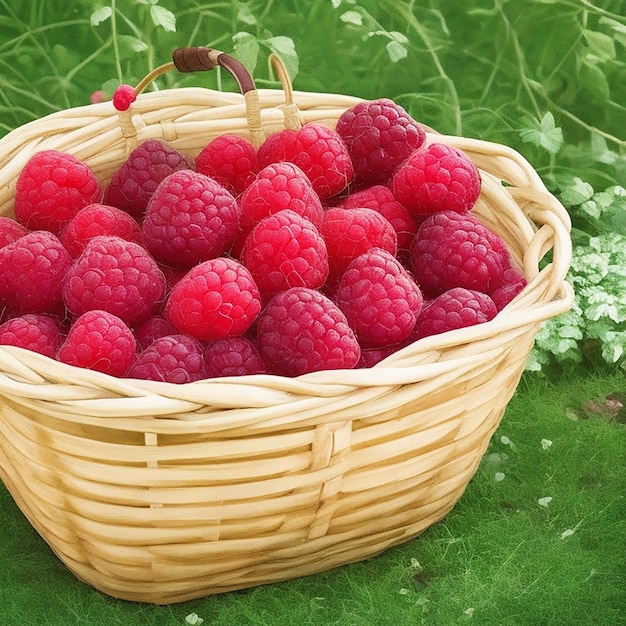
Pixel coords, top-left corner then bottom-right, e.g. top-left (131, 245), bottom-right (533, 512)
top-left (0, 98), bottom-right (527, 382)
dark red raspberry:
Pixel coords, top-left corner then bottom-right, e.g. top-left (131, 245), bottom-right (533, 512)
top-left (0, 313), bottom-right (63, 358)
top-left (336, 248), bottom-right (423, 348)
top-left (409, 211), bottom-right (507, 297)
top-left (60, 203), bottom-right (143, 258)
top-left (335, 98), bottom-right (426, 186)
top-left (104, 139), bottom-right (195, 217)
top-left (195, 134), bottom-right (258, 196)
top-left (203, 336), bottom-right (267, 378)
top-left (14, 150), bottom-right (100, 234)
top-left (126, 334), bottom-right (207, 384)
top-left (358, 342), bottom-right (409, 368)
top-left (141, 170), bottom-right (240, 269)
top-left (320, 207), bottom-right (397, 283)
top-left (414, 287), bottom-right (498, 339)
top-left (0, 230), bottom-right (71, 315)
top-left (257, 123), bottom-right (354, 201)
top-left (63, 235), bottom-right (166, 327)
top-left (256, 287), bottom-right (361, 377)
top-left (340, 185), bottom-right (418, 253)
top-left (490, 266), bottom-right (527, 310)
top-left (391, 142), bottom-right (481, 216)
top-left (134, 315), bottom-right (178, 350)
top-left (56, 310), bottom-right (137, 376)
top-left (0, 217), bottom-right (28, 249)
top-left (165, 257), bottom-right (261, 341)
top-left (241, 209), bottom-right (329, 297)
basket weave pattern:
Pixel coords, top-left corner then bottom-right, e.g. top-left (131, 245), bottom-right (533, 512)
top-left (0, 51), bottom-right (573, 604)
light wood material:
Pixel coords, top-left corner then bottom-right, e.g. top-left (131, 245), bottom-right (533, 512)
top-left (0, 61), bottom-right (572, 604)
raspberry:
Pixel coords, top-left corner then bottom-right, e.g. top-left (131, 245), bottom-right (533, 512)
top-left (203, 336), bottom-right (267, 378)
top-left (134, 315), bottom-right (178, 350)
top-left (126, 334), bottom-right (207, 384)
top-left (0, 230), bottom-right (71, 315)
top-left (141, 170), bottom-right (240, 269)
top-left (60, 203), bottom-right (143, 258)
top-left (56, 310), bottom-right (137, 376)
top-left (165, 257), bottom-right (261, 341)
top-left (112, 84), bottom-right (136, 111)
top-left (320, 207), bottom-right (397, 282)
top-left (256, 287), bottom-right (361, 377)
top-left (63, 235), bottom-right (166, 327)
top-left (104, 139), bottom-right (195, 217)
top-left (336, 248), bottom-right (423, 348)
top-left (335, 98), bottom-right (426, 186)
top-left (490, 266), bottom-right (527, 310)
top-left (240, 209), bottom-right (329, 298)
top-left (358, 343), bottom-right (407, 368)
top-left (391, 142), bottom-right (481, 216)
top-left (340, 185), bottom-right (418, 253)
top-left (0, 313), bottom-right (63, 358)
top-left (414, 287), bottom-right (497, 339)
top-left (14, 150), bottom-right (100, 234)
top-left (257, 123), bottom-right (354, 200)
top-left (409, 211), bottom-right (507, 297)
top-left (0, 216), bottom-right (28, 249)
top-left (195, 134), bottom-right (258, 196)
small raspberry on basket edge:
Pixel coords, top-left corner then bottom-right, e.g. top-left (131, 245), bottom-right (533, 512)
top-left (104, 139), bottom-right (195, 218)
top-left (141, 169), bottom-right (240, 269)
top-left (391, 142), bottom-right (481, 216)
top-left (0, 313), bottom-right (64, 359)
top-left (126, 334), bottom-right (207, 384)
top-left (204, 336), bottom-right (267, 378)
top-left (14, 150), bottom-right (101, 234)
top-left (0, 230), bottom-right (72, 316)
top-left (335, 98), bottom-right (426, 187)
top-left (63, 235), bottom-right (166, 328)
top-left (256, 287), bottom-right (361, 377)
top-left (57, 309), bottom-right (137, 377)
top-left (336, 248), bottom-right (423, 349)
top-left (165, 257), bottom-right (261, 342)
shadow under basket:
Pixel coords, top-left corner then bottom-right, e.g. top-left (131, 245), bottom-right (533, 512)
top-left (0, 48), bottom-right (573, 604)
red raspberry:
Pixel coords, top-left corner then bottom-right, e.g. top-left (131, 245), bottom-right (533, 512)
top-left (0, 217), bottom-right (28, 249)
top-left (241, 209), bottom-right (329, 298)
top-left (195, 134), bottom-right (258, 196)
top-left (57, 310), bottom-right (137, 376)
top-left (414, 287), bottom-right (497, 339)
top-left (63, 235), bottom-right (166, 327)
top-left (490, 266), bottom-right (527, 310)
top-left (0, 313), bottom-right (63, 358)
top-left (391, 143), bottom-right (481, 216)
top-left (104, 139), bottom-right (195, 217)
top-left (335, 98), bottom-right (426, 186)
top-left (126, 334), bottom-right (207, 384)
top-left (203, 336), bottom-right (267, 378)
top-left (14, 150), bottom-right (100, 234)
top-left (257, 123), bottom-right (354, 201)
top-left (165, 257), bottom-right (261, 341)
top-left (409, 211), bottom-right (507, 297)
top-left (256, 287), bottom-right (361, 377)
top-left (336, 248), bottom-right (423, 348)
top-left (60, 203), bottom-right (143, 258)
top-left (358, 342), bottom-right (408, 368)
top-left (141, 170), bottom-right (240, 269)
top-left (134, 315), bottom-right (178, 350)
top-left (320, 207), bottom-right (397, 282)
top-left (0, 230), bottom-right (71, 315)
top-left (340, 185), bottom-right (418, 253)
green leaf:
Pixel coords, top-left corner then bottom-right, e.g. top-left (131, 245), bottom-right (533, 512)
top-left (340, 10), bottom-right (363, 26)
top-left (237, 3), bottom-right (257, 26)
top-left (386, 40), bottom-right (408, 63)
top-left (232, 31), bottom-right (260, 74)
top-left (583, 29), bottom-right (616, 60)
top-left (263, 36), bottom-right (299, 80)
top-left (579, 57), bottom-right (610, 101)
top-left (116, 35), bottom-right (149, 56)
top-left (558, 176), bottom-right (594, 207)
top-left (90, 7), bottom-right (112, 26)
top-left (150, 5), bottom-right (176, 32)
top-left (520, 112), bottom-right (563, 154)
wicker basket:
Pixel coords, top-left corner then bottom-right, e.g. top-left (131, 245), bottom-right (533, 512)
top-left (0, 47), bottom-right (573, 604)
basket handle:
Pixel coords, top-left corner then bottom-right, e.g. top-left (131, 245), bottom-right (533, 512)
top-left (113, 47), bottom-right (264, 146)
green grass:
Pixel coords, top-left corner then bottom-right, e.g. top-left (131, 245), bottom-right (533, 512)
top-left (1, 367), bottom-right (624, 626)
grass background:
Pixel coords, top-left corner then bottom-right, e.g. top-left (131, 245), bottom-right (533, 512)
top-left (0, 1), bottom-right (625, 624)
